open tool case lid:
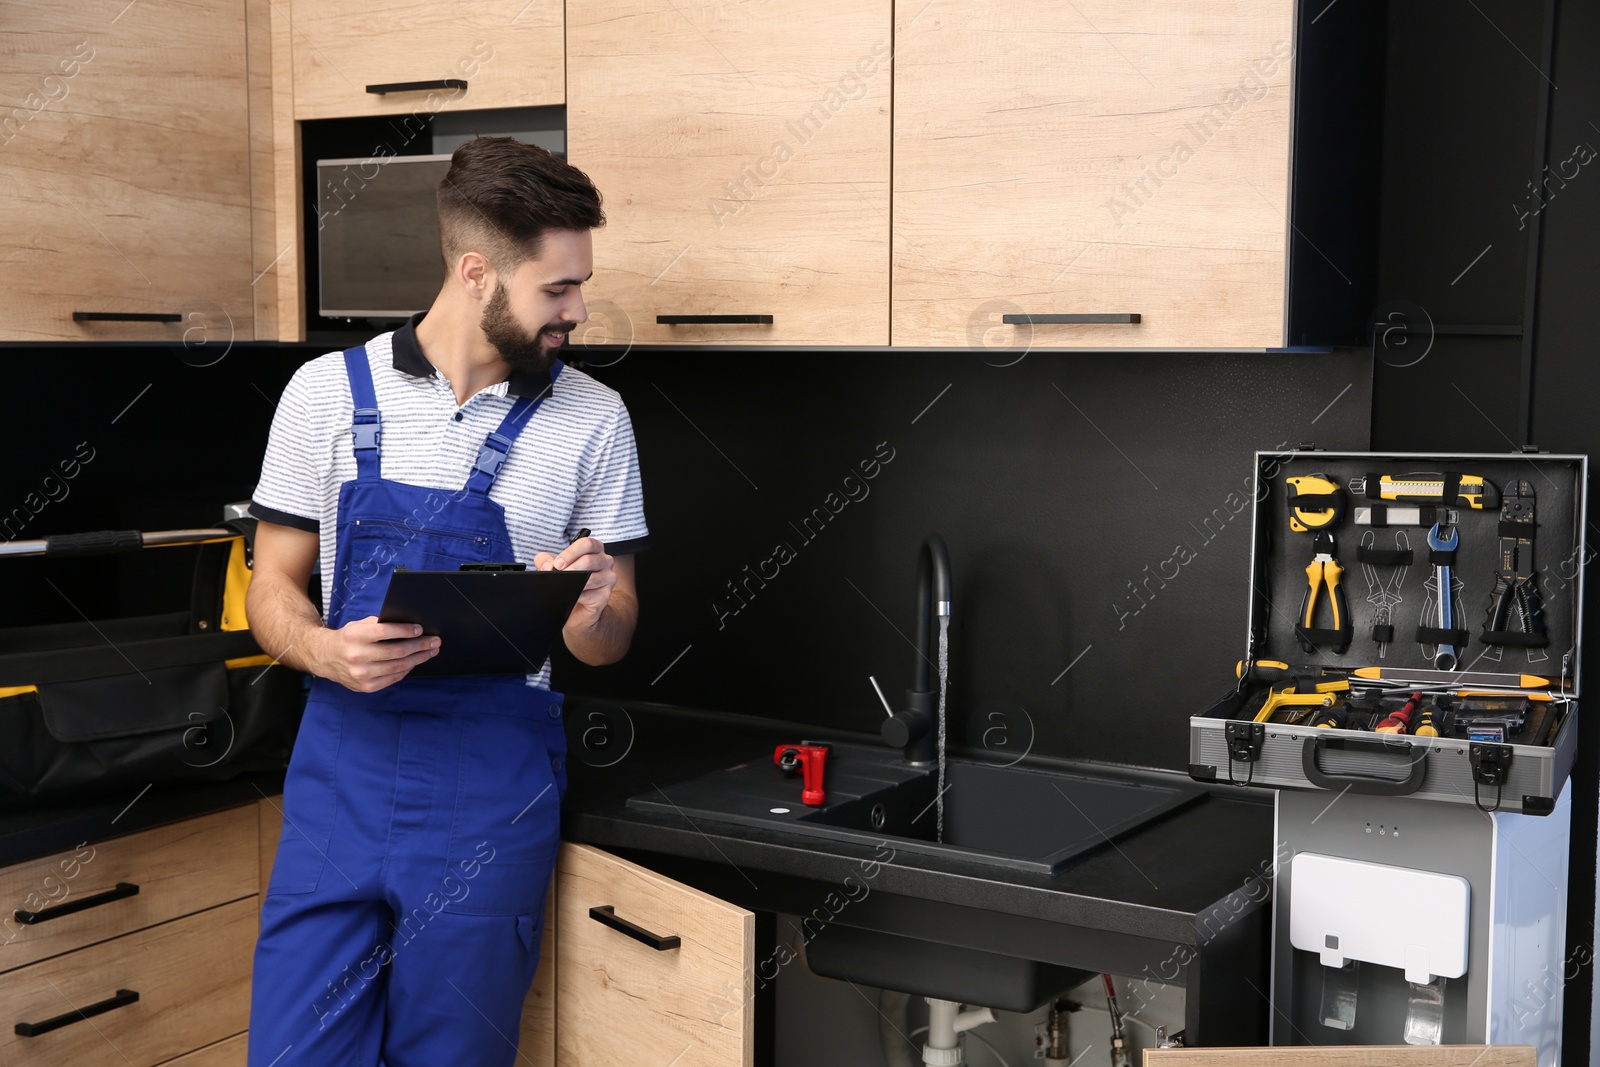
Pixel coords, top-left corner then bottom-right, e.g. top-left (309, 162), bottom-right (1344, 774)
top-left (1189, 450), bottom-right (1588, 815)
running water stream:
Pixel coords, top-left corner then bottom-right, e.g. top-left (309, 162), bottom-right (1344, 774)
top-left (936, 614), bottom-right (949, 842)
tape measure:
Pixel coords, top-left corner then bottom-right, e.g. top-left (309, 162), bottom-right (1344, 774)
top-left (1286, 474), bottom-right (1347, 533)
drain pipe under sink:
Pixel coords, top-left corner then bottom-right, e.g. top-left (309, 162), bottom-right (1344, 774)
top-left (923, 998), bottom-right (996, 1066)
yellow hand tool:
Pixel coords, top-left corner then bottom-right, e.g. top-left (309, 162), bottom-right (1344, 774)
top-left (1298, 531), bottom-right (1351, 654)
top-left (1349, 473), bottom-right (1497, 510)
top-left (1285, 474), bottom-right (1347, 533)
top-left (1252, 685), bottom-right (1344, 724)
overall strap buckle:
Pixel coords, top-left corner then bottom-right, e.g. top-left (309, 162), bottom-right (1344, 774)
top-left (351, 408), bottom-right (382, 451)
top-left (474, 431), bottom-right (513, 479)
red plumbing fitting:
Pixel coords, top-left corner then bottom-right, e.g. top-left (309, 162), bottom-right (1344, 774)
top-left (773, 742), bottom-right (830, 806)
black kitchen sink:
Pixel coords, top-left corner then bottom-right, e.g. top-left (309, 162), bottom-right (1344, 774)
top-left (627, 742), bottom-right (1203, 875)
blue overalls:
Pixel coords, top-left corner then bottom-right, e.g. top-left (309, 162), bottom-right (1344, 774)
top-left (248, 347), bottom-right (568, 1067)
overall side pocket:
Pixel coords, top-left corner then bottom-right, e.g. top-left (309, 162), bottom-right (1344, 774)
top-left (266, 701), bottom-right (344, 895)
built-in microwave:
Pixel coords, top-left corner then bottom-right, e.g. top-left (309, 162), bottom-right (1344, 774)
top-left (315, 152), bottom-right (452, 320)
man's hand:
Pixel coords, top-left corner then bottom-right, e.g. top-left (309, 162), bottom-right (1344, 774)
top-left (247, 520), bottom-right (442, 693)
top-left (534, 536), bottom-right (616, 618)
top-left (314, 618), bottom-right (440, 693)
top-left (534, 537), bottom-right (637, 666)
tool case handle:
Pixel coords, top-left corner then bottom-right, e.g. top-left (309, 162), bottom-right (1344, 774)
top-left (1301, 735), bottom-right (1428, 796)
top-left (0, 528), bottom-right (236, 560)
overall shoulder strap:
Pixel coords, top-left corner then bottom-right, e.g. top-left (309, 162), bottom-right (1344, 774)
top-left (343, 346), bottom-right (381, 481)
top-left (464, 361), bottom-right (564, 495)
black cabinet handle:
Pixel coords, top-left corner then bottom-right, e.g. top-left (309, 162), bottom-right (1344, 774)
top-left (589, 905), bottom-right (681, 950)
top-left (1301, 736), bottom-right (1427, 796)
top-left (72, 312), bottom-right (181, 323)
top-left (1001, 313), bottom-right (1140, 325)
top-left (15, 989), bottom-right (140, 1037)
top-left (15, 882), bottom-right (139, 925)
top-left (367, 79), bottom-right (467, 95)
top-left (657, 314), bottom-right (774, 325)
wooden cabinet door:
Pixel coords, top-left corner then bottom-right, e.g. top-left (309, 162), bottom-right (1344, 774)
top-left (893, 1), bottom-right (1294, 348)
top-left (288, 0), bottom-right (563, 120)
top-left (556, 843), bottom-right (753, 1066)
top-left (567, 0), bottom-right (892, 346)
top-left (0, 0), bottom-right (254, 342)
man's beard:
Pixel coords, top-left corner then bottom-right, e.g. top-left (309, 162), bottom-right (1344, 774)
top-left (481, 283), bottom-right (571, 374)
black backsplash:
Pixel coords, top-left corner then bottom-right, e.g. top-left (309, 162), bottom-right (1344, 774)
top-left (557, 349), bottom-right (1373, 771)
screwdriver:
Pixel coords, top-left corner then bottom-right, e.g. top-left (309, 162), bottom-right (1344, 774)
top-left (1310, 705), bottom-right (1350, 729)
top-left (1352, 666), bottom-right (1550, 689)
top-left (1235, 660), bottom-right (1347, 687)
top-left (1414, 703), bottom-right (1444, 737)
top-left (1374, 692), bottom-right (1422, 735)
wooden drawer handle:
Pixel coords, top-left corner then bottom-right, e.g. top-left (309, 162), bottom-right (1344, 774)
top-left (657, 315), bottom-right (774, 325)
top-left (15, 882), bottom-right (140, 925)
top-left (367, 79), bottom-right (466, 95)
top-left (73, 312), bottom-right (181, 323)
top-left (15, 989), bottom-right (140, 1037)
top-left (589, 905), bottom-right (681, 951)
top-left (1002, 313), bottom-right (1141, 325)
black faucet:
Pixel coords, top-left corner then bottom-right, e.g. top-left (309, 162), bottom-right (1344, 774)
top-left (882, 534), bottom-right (950, 766)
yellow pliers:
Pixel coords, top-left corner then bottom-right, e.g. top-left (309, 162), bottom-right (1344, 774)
top-left (1298, 531), bottom-right (1351, 654)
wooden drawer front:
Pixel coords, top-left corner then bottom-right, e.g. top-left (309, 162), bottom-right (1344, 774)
top-left (556, 843), bottom-right (753, 1067)
top-left (892, 0), bottom-right (1293, 348)
top-left (517, 874), bottom-right (557, 1062)
top-left (0, 804), bottom-right (258, 973)
top-left (165, 1033), bottom-right (248, 1066)
top-left (0, 0), bottom-right (254, 342)
top-left (567, 0), bottom-right (892, 346)
top-left (289, 0), bottom-right (563, 120)
top-left (0, 898), bottom-right (255, 1067)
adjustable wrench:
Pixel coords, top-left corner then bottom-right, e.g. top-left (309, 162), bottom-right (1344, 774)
top-left (1426, 523), bottom-right (1461, 670)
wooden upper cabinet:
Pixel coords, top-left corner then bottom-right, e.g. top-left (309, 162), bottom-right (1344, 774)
top-left (893, 1), bottom-right (1296, 348)
top-left (287, 0), bottom-right (563, 120)
top-left (567, 0), bottom-right (892, 346)
top-left (556, 843), bottom-right (753, 1066)
top-left (0, 0), bottom-right (253, 342)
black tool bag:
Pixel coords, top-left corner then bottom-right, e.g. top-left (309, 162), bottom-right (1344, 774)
top-left (0, 518), bottom-right (306, 808)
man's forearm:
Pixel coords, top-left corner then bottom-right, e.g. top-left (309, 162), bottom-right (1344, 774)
top-left (247, 573), bottom-right (329, 676)
top-left (563, 588), bottom-right (638, 667)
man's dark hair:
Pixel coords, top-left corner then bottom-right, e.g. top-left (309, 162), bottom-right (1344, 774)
top-left (437, 135), bottom-right (605, 274)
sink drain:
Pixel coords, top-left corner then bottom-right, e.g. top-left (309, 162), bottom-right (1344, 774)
top-left (870, 803), bottom-right (887, 830)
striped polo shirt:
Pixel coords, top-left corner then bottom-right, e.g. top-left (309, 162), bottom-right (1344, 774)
top-left (250, 312), bottom-right (650, 689)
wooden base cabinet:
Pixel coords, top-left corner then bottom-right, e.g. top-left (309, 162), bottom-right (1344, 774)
top-left (0, 0), bottom-right (255, 342)
top-left (892, 0), bottom-right (1296, 349)
top-left (567, 0), bottom-right (892, 346)
top-left (0, 807), bottom-right (259, 1067)
top-left (519, 842), bottom-right (755, 1066)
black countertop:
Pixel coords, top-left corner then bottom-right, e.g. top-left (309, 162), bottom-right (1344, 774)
top-left (0, 700), bottom-right (1274, 950)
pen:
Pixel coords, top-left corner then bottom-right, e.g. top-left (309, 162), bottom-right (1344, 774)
top-left (576, 528), bottom-right (590, 540)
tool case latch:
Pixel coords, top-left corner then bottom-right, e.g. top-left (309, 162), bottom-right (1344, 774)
top-left (1469, 742), bottom-right (1512, 786)
top-left (1225, 721), bottom-right (1265, 764)
top-left (1469, 742), bottom-right (1514, 813)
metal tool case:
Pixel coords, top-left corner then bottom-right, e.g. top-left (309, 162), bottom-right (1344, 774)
top-left (1190, 451), bottom-right (1587, 814)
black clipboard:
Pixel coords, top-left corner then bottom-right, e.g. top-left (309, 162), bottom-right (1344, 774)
top-left (377, 566), bottom-right (589, 676)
